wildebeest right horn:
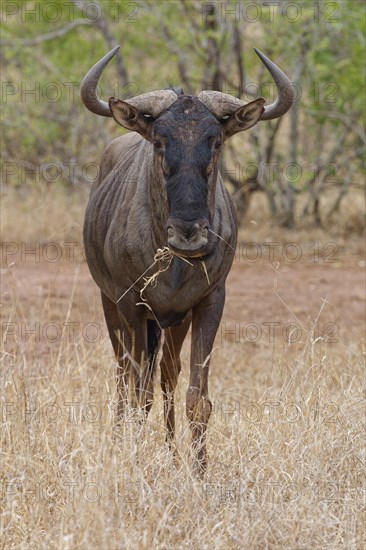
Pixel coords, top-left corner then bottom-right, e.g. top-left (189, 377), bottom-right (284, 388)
top-left (80, 46), bottom-right (178, 118)
top-left (198, 49), bottom-right (294, 121)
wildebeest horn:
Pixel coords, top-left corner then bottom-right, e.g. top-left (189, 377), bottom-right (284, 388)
top-left (80, 46), bottom-right (178, 118)
top-left (198, 48), bottom-right (294, 121)
top-left (80, 46), bottom-right (119, 117)
top-left (126, 90), bottom-right (179, 118)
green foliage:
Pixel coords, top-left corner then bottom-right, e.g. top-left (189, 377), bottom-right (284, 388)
top-left (1, 0), bottom-right (365, 226)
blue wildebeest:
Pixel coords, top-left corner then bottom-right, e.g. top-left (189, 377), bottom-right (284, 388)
top-left (81, 46), bottom-right (294, 475)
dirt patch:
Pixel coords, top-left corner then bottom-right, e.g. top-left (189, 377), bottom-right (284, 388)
top-left (1, 241), bottom-right (364, 354)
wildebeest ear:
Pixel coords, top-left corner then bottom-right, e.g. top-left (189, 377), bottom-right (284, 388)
top-left (109, 98), bottom-right (154, 141)
top-left (221, 98), bottom-right (265, 141)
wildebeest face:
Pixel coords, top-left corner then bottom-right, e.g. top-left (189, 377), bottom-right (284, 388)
top-left (152, 97), bottom-right (222, 257)
top-left (109, 94), bottom-right (265, 258)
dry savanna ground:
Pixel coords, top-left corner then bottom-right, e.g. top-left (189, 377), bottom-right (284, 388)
top-left (1, 188), bottom-right (365, 549)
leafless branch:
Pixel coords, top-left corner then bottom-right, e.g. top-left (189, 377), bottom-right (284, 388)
top-left (232, 23), bottom-right (245, 98)
top-left (71, 0), bottom-right (128, 85)
top-left (326, 165), bottom-right (357, 220)
top-left (202, 3), bottom-right (223, 91)
top-left (179, 0), bottom-right (201, 33)
top-left (147, 4), bottom-right (193, 93)
top-left (302, 131), bottom-right (348, 220)
top-left (264, 118), bottom-right (283, 165)
top-left (305, 109), bottom-right (365, 144)
top-left (289, 47), bottom-right (307, 165)
top-left (1, 20), bottom-right (90, 47)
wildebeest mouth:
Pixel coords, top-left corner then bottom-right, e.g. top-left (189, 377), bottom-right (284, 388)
top-left (168, 245), bottom-right (209, 260)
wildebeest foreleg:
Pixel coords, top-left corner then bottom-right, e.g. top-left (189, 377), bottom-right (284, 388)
top-left (101, 292), bottom-right (148, 418)
top-left (101, 292), bottom-right (129, 416)
top-left (160, 315), bottom-right (191, 446)
top-left (187, 287), bottom-right (225, 476)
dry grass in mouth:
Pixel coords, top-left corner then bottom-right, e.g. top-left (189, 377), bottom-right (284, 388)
top-left (118, 246), bottom-right (194, 305)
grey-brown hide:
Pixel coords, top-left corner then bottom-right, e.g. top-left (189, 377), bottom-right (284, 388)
top-left (85, 97), bottom-right (240, 314)
top-left (81, 47), bottom-right (294, 476)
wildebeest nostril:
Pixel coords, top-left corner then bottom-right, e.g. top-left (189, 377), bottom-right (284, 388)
top-left (168, 221), bottom-right (209, 242)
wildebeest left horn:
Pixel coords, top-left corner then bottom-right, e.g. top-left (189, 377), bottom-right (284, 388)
top-left (80, 46), bottom-right (178, 118)
top-left (198, 48), bottom-right (294, 121)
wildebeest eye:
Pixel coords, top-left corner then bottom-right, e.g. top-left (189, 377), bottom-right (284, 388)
top-left (214, 139), bottom-right (222, 150)
top-left (153, 139), bottom-right (163, 150)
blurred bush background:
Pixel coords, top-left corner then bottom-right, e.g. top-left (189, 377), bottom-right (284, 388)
top-left (1, 0), bottom-right (365, 232)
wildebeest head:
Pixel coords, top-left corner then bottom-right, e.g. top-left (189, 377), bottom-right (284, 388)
top-left (81, 46), bottom-right (294, 257)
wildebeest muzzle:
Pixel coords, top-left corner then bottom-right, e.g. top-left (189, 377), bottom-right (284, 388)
top-left (167, 218), bottom-right (209, 258)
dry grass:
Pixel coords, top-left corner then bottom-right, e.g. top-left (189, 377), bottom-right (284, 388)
top-left (1, 185), bottom-right (365, 245)
top-left (0, 186), bottom-right (88, 244)
top-left (1, 186), bottom-right (365, 549)
top-left (1, 285), bottom-right (364, 549)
